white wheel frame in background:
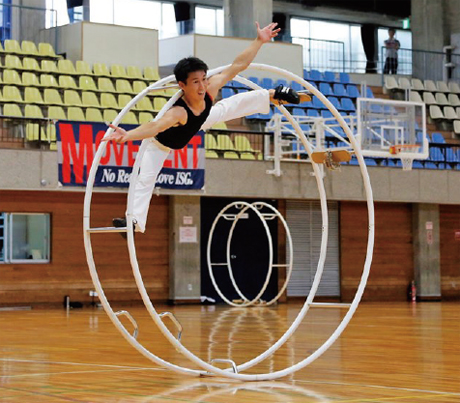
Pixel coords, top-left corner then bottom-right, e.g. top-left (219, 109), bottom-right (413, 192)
top-left (83, 63), bottom-right (375, 381)
top-left (207, 201), bottom-right (293, 307)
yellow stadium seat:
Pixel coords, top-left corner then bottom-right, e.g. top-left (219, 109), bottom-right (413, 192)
top-left (118, 94), bottom-right (132, 109)
top-left (138, 112), bottom-right (154, 124)
top-left (26, 123), bottom-right (44, 141)
top-left (76, 60), bottom-right (93, 75)
top-left (121, 111), bottom-right (138, 125)
top-left (212, 121), bottom-right (228, 130)
top-left (164, 87), bottom-right (179, 97)
top-left (41, 60), bottom-right (58, 73)
top-left (4, 39), bottom-right (22, 54)
top-left (93, 63), bottom-right (110, 77)
top-left (223, 151), bottom-right (239, 159)
top-left (58, 59), bottom-right (76, 75)
top-left (79, 75), bottom-right (98, 91)
top-left (44, 88), bottom-right (64, 105)
top-left (144, 67), bottom-right (160, 81)
top-left (116, 79), bottom-right (134, 94)
top-left (111, 64), bottom-right (127, 78)
top-left (127, 66), bottom-right (143, 80)
top-left (47, 106), bottom-right (67, 120)
top-left (3, 69), bottom-right (22, 85)
top-left (103, 109), bottom-right (118, 122)
top-left (217, 134), bottom-right (236, 151)
top-left (133, 80), bottom-right (147, 94)
top-left (64, 90), bottom-right (83, 106)
top-left (23, 57), bottom-right (41, 71)
top-left (205, 150), bottom-right (219, 159)
top-left (5, 55), bottom-right (23, 70)
top-left (98, 77), bottom-right (116, 92)
top-left (59, 75), bottom-right (78, 89)
top-left (24, 104), bottom-right (44, 118)
top-left (86, 108), bottom-right (104, 122)
top-left (3, 86), bottom-right (24, 103)
top-left (137, 97), bottom-right (154, 111)
top-left (24, 87), bottom-right (45, 105)
top-left (240, 152), bottom-right (256, 160)
top-left (40, 74), bottom-right (59, 88)
top-left (234, 135), bottom-right (255, 153)
top-left (67, 106), bottom-right (86, 121)
top-left (153, 97), bottom-right (167, 112)
top-left (38, 42), bottom-right (58, 58)
top-left (22, 72), bottom-right (41, 87)
top-left (0, 41), bottom-right (3, 53)
top-left (82, 92), bottom-right (100, 108)
top-left (3, 103), bottom-right (23, 117)
top-left (101, 93), bottom-right (119, 109)
top-left (205, 134), bottom-right (218, 150)
top-left (21, 41), bottom-right (38, 56)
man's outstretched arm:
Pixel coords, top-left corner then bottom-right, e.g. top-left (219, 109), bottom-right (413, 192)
top-left (207, 22), bottom-right (280, 99)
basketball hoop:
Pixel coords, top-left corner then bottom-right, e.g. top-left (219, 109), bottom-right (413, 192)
top-left (389, 144), bottom-right (419, 171)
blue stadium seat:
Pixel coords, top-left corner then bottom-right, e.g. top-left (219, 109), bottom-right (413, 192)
top-left (303, 69), bottom-right (310, 80)
top-left (364, 87), bottom-right (375, 98)
top-left (429, 147), bottom-right (444, 161)
top-left (319, 82), bottom-right (333, 96)
top-left (341, 98), bottom-right (356, 112)
top-left (327, 96), bottom-right (342, 111)
top-left (274, 79), bottom-right (288, 88)
top-left (312, 96), bottom-right (324, 109)
top-left (307, 109), bottom-right (320, 118)
top-left (261, 77), bottom-right (274, 89)
top-left (321, 109), bottom-right (334, 119)
top-left (221, 88), bottom-right (235, 98)
top-left (339, 72), bottom-right (351, 84)
top-left (431, 132), bottom-right (446, 143)
top-left (323, 71), bottom-right (337, 83)
top-left (346, 84), bottom-right (360, 98)
top-left (412, 160), bottom-right (424, 169)
top-left (333, 83), bottom-right (347, 97)
top-left (309, 70), bottom-right (323, 82)
top-left (292, 107), bottom-right (306, 117)
top-left (248, 76), bottom-right (259, 84)
top-left (291, 81), bottom-right (303, 92)
top-left (365, 158), bottom-right (378, 166)
top-left (425, 162), bottom-right (438, 169)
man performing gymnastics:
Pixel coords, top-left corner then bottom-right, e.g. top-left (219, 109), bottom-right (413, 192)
top-left (105, 22), bottom-right (310, 235)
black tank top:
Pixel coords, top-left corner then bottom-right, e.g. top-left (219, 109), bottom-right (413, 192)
top-left (155, 93), bottom-right (213, 150)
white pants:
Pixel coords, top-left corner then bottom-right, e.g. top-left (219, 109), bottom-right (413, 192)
top-left (132, 89), bottom-right (270, 232)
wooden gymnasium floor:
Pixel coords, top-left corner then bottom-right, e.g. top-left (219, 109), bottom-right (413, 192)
top-left (0, 301), bottom-right (459, 402)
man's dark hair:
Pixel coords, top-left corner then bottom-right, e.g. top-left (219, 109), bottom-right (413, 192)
top-left (388, 28), bottom-right (396, 34)
top-left (174, 57), bottom-right (208, 84)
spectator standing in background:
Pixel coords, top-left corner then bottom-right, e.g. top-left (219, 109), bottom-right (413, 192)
top-left (383, 28), bottom-right (400, 74)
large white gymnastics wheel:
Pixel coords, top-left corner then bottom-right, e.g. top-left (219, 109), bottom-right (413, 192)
top-left (83, 63), bottom-right (375, 380)
top-left (207, 201), bottom-right (293, 307)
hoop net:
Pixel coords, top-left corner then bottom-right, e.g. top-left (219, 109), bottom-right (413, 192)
top-left (389, 144), bottom-right (420, 171)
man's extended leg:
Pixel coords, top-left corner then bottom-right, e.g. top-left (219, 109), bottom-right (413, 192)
top-left (201, 86), bottom-right (310, 130)
top-left (114, 139), bottom-right (170, 235)
top-left (201, 89), bottom-right (271, 130)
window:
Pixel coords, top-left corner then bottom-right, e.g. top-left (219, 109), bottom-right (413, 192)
top-left (46, 0), bottom-right (70, 28)
top-left (0, 213), bottom-right (51, 263)
top-left (378, 28), bottom-right (412, 74)
top-left (0, 0), bottom-right (12, 41)
top-left (195, 6), bottom-right (224, 36)
top-left (90, 0), bottom-right (177, 39)
top-left (291, 17), bottom-right (367, 73)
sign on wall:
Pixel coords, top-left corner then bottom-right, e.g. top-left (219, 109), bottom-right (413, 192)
top-left (56, 121), bottom-right (205, 190)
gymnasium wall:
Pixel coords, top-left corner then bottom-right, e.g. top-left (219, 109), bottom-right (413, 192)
top-left (340, 201), bottom-right (414, 302)
top-left (158, 34), bottom-right (303, 80)
top-left (0, 190), bottom-right (169, 307)
top-left (42, 22), bottom-right (159, 69)
top-left (439, 205), bottom-right (460, 300)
